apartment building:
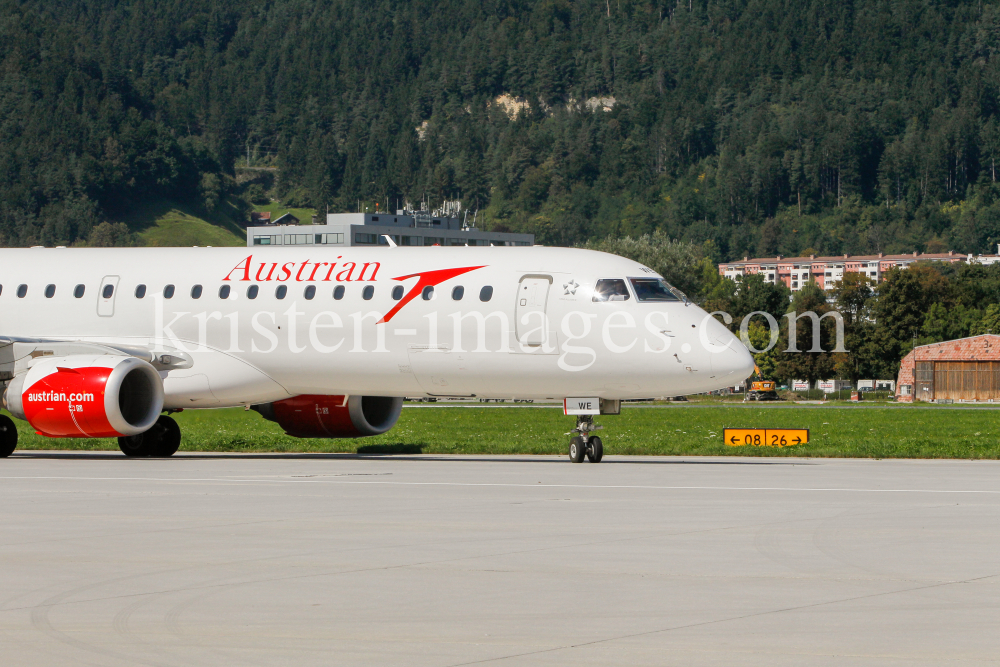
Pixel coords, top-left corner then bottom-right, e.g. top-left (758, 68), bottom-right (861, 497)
top-left (719, 251), bottom-right (973, 291)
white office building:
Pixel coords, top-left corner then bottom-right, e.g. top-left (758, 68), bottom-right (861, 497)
top-left (247, 212), bottom-right (534, 248)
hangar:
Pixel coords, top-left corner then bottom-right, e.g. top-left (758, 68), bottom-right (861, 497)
top-left (896, 334), bottom-right (1000, 402)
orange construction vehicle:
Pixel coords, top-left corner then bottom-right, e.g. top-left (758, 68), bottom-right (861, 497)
top-left (745, 366), bottom-right (781, 401)
top-left (746, 380), bottom-right (779, 400)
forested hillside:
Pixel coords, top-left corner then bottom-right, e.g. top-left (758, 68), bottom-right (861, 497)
top-left (4, 0), bottom-right (1000, 255)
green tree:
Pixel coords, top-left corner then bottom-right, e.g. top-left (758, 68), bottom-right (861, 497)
top-left (729, 274), bottom-right (790, 327)
top-left (832, 272), bottom-right (873, 326)
top-left (775, 281), bottom-right (843, 385)
top-left (830, 272), bottom-right (874, 382)
top-left (87, 222), bottom-right (136, 248)
top-left (200, 174), bottom-right (222, 213)
top-left (923, 303), bottom-right (979, 342)
top-left (697, 258), bottom-right (737, 314)
top-left (864, 265), bottom-right (954, 378)
top-left (972, 304), bottom-right (1000, 336)
top-left (743, 321), bottom-right (781, 381)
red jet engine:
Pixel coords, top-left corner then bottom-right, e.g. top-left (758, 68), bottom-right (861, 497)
top-left (252, 395), bottom-right (403, 438)
top-left (4, 356), bottom-right (164, 438)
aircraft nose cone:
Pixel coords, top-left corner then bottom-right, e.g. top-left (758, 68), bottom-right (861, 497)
top-left (710, 331), bottom-right (757, 384)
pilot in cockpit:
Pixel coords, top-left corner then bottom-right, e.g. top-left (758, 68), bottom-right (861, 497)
top-left (593, 279), bottom-right (631, 302)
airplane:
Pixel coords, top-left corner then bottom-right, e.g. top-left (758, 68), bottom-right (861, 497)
top-left (0, 245), bottom-right (755, 462)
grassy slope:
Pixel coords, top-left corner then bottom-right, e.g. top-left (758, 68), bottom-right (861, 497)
top-left (117, 198), bottom-right (319, 247)
top-left (120, 198), bottom-right (246, 247)
top-left (12, 404), bottom-right (1000, 458)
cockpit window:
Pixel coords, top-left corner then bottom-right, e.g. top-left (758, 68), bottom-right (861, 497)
top-left (593, 279), bottom-right (631, 302)
top-left (629, 277), bottom-right (683, 302)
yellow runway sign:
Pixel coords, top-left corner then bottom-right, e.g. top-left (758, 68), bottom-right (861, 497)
top-left (724, 428), bottom-right (808, 447)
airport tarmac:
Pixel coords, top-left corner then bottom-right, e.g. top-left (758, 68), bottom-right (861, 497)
top-left (1, 452), bottom-right (999, 666)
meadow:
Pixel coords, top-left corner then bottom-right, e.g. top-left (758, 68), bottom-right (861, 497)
top-left (120, 197), bottom-right (247, 247)
top-left (10, 403), bottom-right (1000, 459)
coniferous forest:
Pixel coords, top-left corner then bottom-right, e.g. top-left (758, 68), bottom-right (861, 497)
top-left (4, 0), bottom-right (1000, 258)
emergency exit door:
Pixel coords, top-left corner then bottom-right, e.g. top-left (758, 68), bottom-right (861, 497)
top-left (97, 275), bottom-right (119, 317)
top-left (515, 275), bottom-right (551, 345)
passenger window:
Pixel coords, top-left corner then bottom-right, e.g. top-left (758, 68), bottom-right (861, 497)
top-left (304, 285), bottom-right (316, 300)
top-left (190, 285), bottom-right (203, 299)
top-left (422, 286), bottom-right (434, 300)
top-left (164, 284), bottom-right (175, 299)
top-left (0, 285), bottom-right (3, 297)
top-left (247, 285), bottom-right (259, 299)
top-left (479, 286), bottom-right (493, 302)
top-left (362, 285), bottom-right (374, 300)
top-left (135, 284), bottom-right (146, 299)
top-left (452, 286), bottom-right (464, 300)
top-left (44, 284), bottom-right (55, 298)
top-left (592, 279), bottom-right (630, 302)
top-left (219, 285), bottom-right (231, 299)
top-left (275, 285), bottom-right (287, 299)
top-left (334, 285), bottom-right (345, 300)
top-left (391, 285), bottom-right (404, 300)
top-left (73, 284), bottom-right (85, 298)
top-left (102, 284), bottom-right (114, 299)
top-left (17, 284), bottom-right (27, 298)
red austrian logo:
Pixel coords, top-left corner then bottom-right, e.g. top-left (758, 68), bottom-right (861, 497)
top-left (223, 255), bottom-right (383, 282)
top-left (379, 266), bottom-right (484, 323)
top-left (222, 255), bottom-right (485, 323)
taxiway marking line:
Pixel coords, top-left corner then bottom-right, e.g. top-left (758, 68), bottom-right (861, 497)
top-left (0, 476), bottom-right (999, 495)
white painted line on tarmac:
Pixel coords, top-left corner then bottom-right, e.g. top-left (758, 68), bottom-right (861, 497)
top-left (1, 475), bottom-right (999, 495)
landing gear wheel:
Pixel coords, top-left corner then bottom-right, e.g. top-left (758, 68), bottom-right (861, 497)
top-left (567, 414), bottom-right (604, 463)
top-left (118, 432), bottom-right (153, 457)
top-left (118, 415), bottom-right (181, 458)
top-left (150, 415), bottom-right (181, 457)
top-left (586, 436), bottom-right (603, 463)
top-left (0, 415), bottom-right (18, 457)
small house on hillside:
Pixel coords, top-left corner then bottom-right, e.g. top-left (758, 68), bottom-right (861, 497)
top-left (271, 213), bottom-right (299, 226)
top-left (897, 335), bottom-right (1000, 402)
top-left (250, 211), bottom-right (272, 225)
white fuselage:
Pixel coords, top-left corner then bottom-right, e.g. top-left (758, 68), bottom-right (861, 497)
top-left (0, 246), bottom-right (754, 408)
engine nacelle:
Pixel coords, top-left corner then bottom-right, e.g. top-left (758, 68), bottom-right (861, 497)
top-left (4, 355), bottom-right (164, 438)
top-left (252, 395), bottom-right (403, 438)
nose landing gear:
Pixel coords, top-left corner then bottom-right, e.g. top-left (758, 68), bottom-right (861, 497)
top-left (567, 415), bottom-right (604, 463)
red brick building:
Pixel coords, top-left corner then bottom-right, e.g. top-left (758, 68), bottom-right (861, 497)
top-left (896, 335), bottom-right (1000, 402)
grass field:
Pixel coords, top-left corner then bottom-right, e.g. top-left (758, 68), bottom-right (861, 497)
top-left (10, 404), bottom-right (1000, 459)
top-left (120, 198), bottom-right (246, 247)
top-left (121, 199), bottom-right (318, 248)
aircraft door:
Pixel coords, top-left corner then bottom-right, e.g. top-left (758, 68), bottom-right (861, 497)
top-left (515, 275), bottom-right (551, 345)
top-left (97, 276), bottom-right (120, 317)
